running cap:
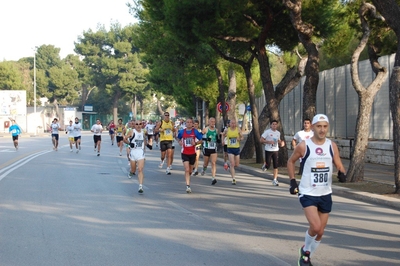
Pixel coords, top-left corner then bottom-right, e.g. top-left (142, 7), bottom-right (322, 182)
top-left (312, 114), bottom-right (329, 125)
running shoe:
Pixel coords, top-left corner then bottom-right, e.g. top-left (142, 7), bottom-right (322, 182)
top-left (298, 246), bottom-right (312, 266)
top-left (186, 186), bottom-right (192, 193)
top-left (159, 161), bottom-right (164, 168)
top-left (272, 179), bottom-right (279, 186)
top-left (261, 164), bottom-right (267, 171)
top-left (166, 167), bottom-right (171, 175)
top-left (97, 153), bottom-right (100, 156)
top-left (191, 171), bottom-right (196, 177)
top-left (70, 149), bottom-right (73, 152)
top-left (211, 178), bottom-right (217, 185)
top-left (76, 149), bottom-right (79, 153)
top-left (128, 172), bottom-right (134, 179)
top-left (79, 145), bottom-right (81, 150)
top-left (119, 152), bottom-right (122, 156)
top-left (232, 179), bottom-right (236, 185)
top-left (15, 145), bottom-right (18, 151)
top-left (201, 168), bottom-right (206, 176)
top-left (138, 185), bottom-right (144, 193)
top-left (224, 163), bottom-right (230, 171)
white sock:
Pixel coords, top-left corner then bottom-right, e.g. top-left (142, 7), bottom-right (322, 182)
top-left (310, 239), bottom-right (321, 256)
top-left (304, 230), bottom-right (316, 252)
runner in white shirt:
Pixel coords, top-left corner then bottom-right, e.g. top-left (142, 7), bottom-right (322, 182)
top-left (292, 118), bottom-right (314, 175)
top-left (260, 120), bottom-right (285, 186)
top-left (65, 120), bottom-right (75, 152)
top-left (91, 119), bottom-right (103, 156)
top-left (287, 114), bottom-right (346, 266)
top-left (73, 117), bottom-right (82, 153)
top-left (145, 120), bottom-right (156, 148)
top-left (50, 118), bottom-right (61, 151)
top-left (124, 120), bottom-right (148, 193)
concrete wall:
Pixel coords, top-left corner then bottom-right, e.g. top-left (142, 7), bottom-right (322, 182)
top-left (284, 136), bottom-right (394, 166)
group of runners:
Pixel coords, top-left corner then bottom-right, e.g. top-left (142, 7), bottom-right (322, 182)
top-left (50, 117), bottom-right (82, 153)
top-left (9, 112), bottom-right (347, 265)
top-left (85, 113), bottom-right (348, 266)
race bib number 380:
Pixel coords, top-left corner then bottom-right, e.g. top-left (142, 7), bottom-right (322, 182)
top-left (311, 166), bottom-right (329, 187)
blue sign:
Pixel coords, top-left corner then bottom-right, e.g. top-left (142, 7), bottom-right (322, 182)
top-left (246, 105), bottom-right (251, 111)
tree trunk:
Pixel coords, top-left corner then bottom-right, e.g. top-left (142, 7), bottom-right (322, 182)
top-left (283, 0), bottom-right (318, 120)
top-left (242, 63), bottom-right (263, 163)
top-left (227, 68), bottom-right (237, 120)
top-left (348, 2), bottom-right (388, 182)
top-left (347, 94), bottom-right (373, 181)
top-left (240, 58), bottom-right (306, 162)
top-left (53, 99), bottom-right (60, 125)
top-left (372, 0), bottom-right (400, 193)
top-left (390, 67), bottom-right (400, 193)
top-left (214, 65), bottom-right (227, 132)
top-left (112, 91), bottom-right (120, 123)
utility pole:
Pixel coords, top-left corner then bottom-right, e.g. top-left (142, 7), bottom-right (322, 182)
top-left (34, 47), bottom-right (37, 135)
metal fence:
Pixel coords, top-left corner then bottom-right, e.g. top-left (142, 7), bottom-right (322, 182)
top-left (256, 53), bottom-right (395, 141)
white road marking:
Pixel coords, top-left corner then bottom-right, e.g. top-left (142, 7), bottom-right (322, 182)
top-left (0, 150), bottom-right (52, 181)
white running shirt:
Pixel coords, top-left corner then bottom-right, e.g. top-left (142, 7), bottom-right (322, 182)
top-left (299, 138), bottom-right (333, 196)
top-left (145, 124), bottom-right (156, 135)
top-left (51, 123), bottom-right (60, 134)
top-left (66, 125), bottom-right (74, 138)
top-left (293, 130), bottom-right (314, 145)
top-left (73, 122), bottom-right (82, 137)
top-left (261, 129), bottom-right (280, 152)
top-left (129, 129), bottom-right (145, 149)
top-left (91, 124), bottom-right (103, 136)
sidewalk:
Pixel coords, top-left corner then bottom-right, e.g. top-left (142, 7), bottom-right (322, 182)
top-left (216, 156), bottom-right (400, 211)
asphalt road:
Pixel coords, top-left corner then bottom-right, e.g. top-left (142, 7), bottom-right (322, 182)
top-left (0, 132), bottom-right (399, 266)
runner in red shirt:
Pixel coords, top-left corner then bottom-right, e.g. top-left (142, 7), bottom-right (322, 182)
top-left (176, 118), bottom-right (204, 193)
top-left (107, 120), bottom-right (116, 145)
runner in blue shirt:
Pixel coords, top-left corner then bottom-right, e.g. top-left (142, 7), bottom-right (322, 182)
top-left (9, 120), bottom-right (21, 150)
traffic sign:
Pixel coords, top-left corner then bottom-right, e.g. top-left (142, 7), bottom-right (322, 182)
top-left (217, 102), bottom-right (230, 113)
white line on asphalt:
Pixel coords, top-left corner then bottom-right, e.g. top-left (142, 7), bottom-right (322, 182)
top-left (0, 150), bottom-right (52, 181)
top-left (0, 149), bottom-right (15, 152)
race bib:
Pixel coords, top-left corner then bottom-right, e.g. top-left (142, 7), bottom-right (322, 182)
top-left (208, 141), bottom-right (216, 149)
top-left (184, 138), bottom-right (193, 147)
top-left (165, 129), bottom-right (172, 135)
top-left (311, 165), bottom-right (329, 187)
top-left (229, 138), bottom-right (237, 145)
top-left (134, 140), bottom-right (143, 148)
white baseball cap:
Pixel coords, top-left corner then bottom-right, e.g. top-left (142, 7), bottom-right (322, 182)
top-left (312, 114), bottom-right (329, 125)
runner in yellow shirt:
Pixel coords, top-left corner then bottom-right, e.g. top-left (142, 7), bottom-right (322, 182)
top-left (155, 112), bottom-right (175, 175)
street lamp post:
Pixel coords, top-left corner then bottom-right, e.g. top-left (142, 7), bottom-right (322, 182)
top-left (34, 49), bottom-right (36, 115)
top-left (33, 48), bottom-right (37, 135)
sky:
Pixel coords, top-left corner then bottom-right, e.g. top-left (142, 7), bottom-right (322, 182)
top-left (0, 0), bottom-right (137, 61)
